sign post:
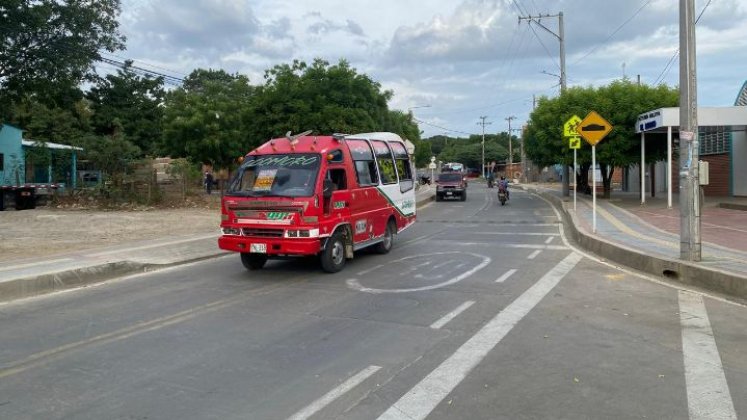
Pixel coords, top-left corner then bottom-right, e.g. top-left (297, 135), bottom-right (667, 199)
top-left (564, 115), bottom-right (582, 211)
top-left (576, 111), bottom-right (613, 233)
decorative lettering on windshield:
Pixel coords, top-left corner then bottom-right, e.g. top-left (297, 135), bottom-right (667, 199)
top-left (244, 155), bottom-right (319, 168)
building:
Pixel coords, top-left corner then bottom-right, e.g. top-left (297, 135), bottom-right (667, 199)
top-left (627, 82), bottom-right (747, 203)
top-left (0, 123), bottom-right (81, 190)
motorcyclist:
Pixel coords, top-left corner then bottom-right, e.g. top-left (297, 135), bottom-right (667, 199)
top-left (486, 170), bottom-right (495, 187)
top-left (498, 176), bottom-right (509, 200)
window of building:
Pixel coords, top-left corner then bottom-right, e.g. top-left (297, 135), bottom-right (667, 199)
top-left (699, 127), bottom-right (731, 155)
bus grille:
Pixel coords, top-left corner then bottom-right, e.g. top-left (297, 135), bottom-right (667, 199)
top-left (242, 228), bottom-right (284, 238)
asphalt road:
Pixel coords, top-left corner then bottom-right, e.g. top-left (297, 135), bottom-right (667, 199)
top-left (1, 183), bottom-right (745, 420)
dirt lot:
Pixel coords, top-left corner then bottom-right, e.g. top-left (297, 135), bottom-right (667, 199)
top-left (0, 207), bottom-right (221, 263)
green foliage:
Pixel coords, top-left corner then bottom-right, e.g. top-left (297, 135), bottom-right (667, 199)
top-left (524, 80), bottom-right (679, 195)
top-left (0, 0), bottom-right (125, 104)
top-left (247, 59), bottom-right (419, 148)
top-left (74, 133), bottom-right (140, 180)
top-left (87, 62), bottom-right (165, 155)
top-left (161, 68), bottom-right (254, 169)
top-left (8, 96), bottom-right (92, 143)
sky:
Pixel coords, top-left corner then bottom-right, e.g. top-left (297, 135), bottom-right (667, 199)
top-left (112, 0), bottom-right (747, 138)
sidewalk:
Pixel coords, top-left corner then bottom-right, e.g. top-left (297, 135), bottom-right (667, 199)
top-left (0, 187), bottom-right (435, 303)
top-left (523, 183), bottom-right (747, 302)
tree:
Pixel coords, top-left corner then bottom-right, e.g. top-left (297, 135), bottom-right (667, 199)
top-left (0, 0), bottom-right (125, 105)
top-left (6, 95), bottom-right (92, 143)
top-left (247, 59), bottom-right (420, 147)
top-left (160, 69), bottom-right (254, 170)
top-left (87, 62), bottom-right (165, 155)
top-left (74, 131), bottom-right (140, 181)
top-left (524, 80), bottom-right (678, 198)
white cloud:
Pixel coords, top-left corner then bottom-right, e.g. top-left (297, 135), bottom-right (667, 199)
top-left (117, 0), bottom-right (747, 137)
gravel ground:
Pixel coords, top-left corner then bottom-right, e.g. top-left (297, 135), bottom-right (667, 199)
top-left (0, 207), bottom-right (221, 263)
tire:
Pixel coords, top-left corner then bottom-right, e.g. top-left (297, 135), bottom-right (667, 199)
top-left (460, 192), bottom-right (467, 201)
top-left (435, 194), bottom-right (441, 202)
top-left (375, 220), bottom-right (396, 254)
top-left (321, 230), bottom-right (346, 273)
top-left (241, 253), bottom-right (267, 270)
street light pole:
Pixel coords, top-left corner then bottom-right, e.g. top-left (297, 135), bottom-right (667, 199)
top-left (478, 116), bottom-right (491, 178)
top-left (506, 116), bottom-right (516, 179)
top-left (519, 11), bottom-right (567, 195)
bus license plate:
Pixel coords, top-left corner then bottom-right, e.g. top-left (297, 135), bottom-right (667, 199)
top-left (250, 243), bottom-right (267, 253)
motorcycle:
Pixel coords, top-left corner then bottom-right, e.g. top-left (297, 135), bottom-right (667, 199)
top-left (498, 187), bottom-right (507, 206)
top-left (419, 175), bottom-right (431, 185)
top-left (487, 177), bottom-right (494, 188)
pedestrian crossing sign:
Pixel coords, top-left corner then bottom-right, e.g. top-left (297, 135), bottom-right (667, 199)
top-left (569, 136), bottom-right (581, 149)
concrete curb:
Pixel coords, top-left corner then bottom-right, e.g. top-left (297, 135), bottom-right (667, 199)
top-left (521, 185), bottom-right (747, 302)
top-left (0, 251), bottom-right (228, 304)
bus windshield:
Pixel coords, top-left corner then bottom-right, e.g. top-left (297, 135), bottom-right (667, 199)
top-left (227, 154), bottom-right (321, 197)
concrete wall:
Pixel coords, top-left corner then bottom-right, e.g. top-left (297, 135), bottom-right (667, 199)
top-left (0, 124), bottom-right (25, 185)
top-left (734, 131), bottom-right (747, 196)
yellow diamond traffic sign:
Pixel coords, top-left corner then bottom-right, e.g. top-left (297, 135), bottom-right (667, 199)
top-left (577, 111), bottom-right (613, 146)
top-left (569, 136), bottom-right (581, 150)
top-left (563, 115), bottom-right (582, 137)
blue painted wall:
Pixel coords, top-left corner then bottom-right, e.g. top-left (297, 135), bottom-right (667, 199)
top-left (0, 124), bottom-right (26, 185)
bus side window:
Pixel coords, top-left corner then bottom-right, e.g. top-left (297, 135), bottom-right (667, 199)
top-left (327, 168), bottom-right (347, 190)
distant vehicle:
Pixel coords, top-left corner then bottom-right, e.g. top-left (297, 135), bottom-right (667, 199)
top-left (466, 168), bottom-right (480, 178)
top-left (435, 172), bottom-right (467, 201)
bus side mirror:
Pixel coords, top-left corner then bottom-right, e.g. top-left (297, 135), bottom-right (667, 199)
top-left (323, 180), bottom-right (334, 199)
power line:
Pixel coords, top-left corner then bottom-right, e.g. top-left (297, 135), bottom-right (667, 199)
top-left (652, 0), bottom-right (713, 85)
top-left (527, 21), bottom-right (561, 70)
top-left (412, 117), bottom-right (476, 136)
top-left (572, 0), bottom-right (654, 65)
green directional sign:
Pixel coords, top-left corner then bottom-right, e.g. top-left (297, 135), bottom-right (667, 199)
top-left (569, 136), bottom-right (581, 150)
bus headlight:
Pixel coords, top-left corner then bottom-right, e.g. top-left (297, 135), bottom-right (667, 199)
top-left (285, 229), bottom-right (319, 238)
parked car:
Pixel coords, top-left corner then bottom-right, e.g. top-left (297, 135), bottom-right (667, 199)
top-left (435, 172), bottom-right (467, 201)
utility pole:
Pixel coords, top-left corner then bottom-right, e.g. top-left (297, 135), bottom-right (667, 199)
top-left (478, 116), bottom-right (491, 178)
top-left (506, 116), bottom-right (516, 178)
top-left (679, 0), bottom-right (701, 261)
top-left (519, 11), bottom-right (568, 195)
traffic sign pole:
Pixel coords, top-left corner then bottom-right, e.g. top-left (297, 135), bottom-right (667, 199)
top-left (573, 149), bottom-right (577, 211)
top-left (592, 145), bottom-right (597, 233)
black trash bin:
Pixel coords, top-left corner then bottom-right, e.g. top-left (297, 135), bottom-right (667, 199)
top-left (15, 188), bottom-right (36, 210)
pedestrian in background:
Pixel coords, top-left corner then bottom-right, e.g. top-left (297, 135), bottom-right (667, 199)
top-left (205, 171), bottom-right (214, 194)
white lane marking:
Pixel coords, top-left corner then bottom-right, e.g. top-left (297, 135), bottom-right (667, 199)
top-left (377, 252), bottom-right (583, 420)
top-left (430, 301), bottom-right (475, 330)
top-left (347, 252), bottom-right (491, 294)
top-left (0, 258), bottom-right (73, 272)
top-left (545, 236), bottom-right (555, 244)
top-left (446, 243), bottom-right (568, 251)
top-left (473, 232), bottom-right (560, 237)
top-left (495, 269), bottom-right (518, 283)
top-left (679, 291), bottom-right (737, 420)
top-left (527, 250), bottom-right (541, 259)
top-left (287, 365), bottom-right (381, 420)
